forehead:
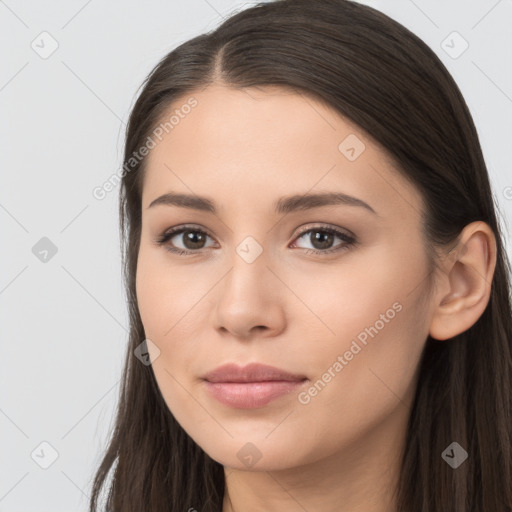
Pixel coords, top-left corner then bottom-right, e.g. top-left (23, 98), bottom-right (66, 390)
top-left (141, 84), bottom-right (423, 221)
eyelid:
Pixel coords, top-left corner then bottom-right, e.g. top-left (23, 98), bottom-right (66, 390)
top-left (156, 223), bottom-right (353, 242)
top-left (155, 222), bottom-right (357, 255)
top-left (293, 223), bottom-right (355, 240)
top-left (154, 223), bottom-right (218, 247)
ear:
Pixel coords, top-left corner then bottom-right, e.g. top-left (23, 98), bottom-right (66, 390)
top-left (428, 221), bottom-right (497, 341)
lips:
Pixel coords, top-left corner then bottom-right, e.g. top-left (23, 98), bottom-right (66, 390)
top-left (202, 363), bottom-right (308, 409)
top-left (202, 362), bottom-right (307, 383)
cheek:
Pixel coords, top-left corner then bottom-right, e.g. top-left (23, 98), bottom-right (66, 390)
top-left (135, 247), bottom-right (210, 339)
top-left (294, 298), bottom-right (424, 457)
top-left (291, 250), bottom-right (427, 416)
top-left (135, 248), bottom-right (217, 399)
top-left (135, 255), bottom-right (199, 421)
top-left (279, 252), bottom-right (405, 353)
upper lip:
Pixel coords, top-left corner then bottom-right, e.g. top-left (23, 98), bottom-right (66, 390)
top-left (203, 362), bottom-right (307, 383)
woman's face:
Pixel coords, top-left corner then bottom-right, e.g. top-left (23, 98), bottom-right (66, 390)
top-left (136, 84), bottom-right (435, 471)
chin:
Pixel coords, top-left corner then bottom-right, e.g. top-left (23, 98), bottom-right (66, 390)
top-left (195, 436), bottom-right (312, 472)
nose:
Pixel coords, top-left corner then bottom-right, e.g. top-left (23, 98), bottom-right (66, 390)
top-left (212, 244), bottom-right (287, 340)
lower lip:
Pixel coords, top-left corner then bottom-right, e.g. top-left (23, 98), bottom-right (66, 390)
top-left (204, 380), bottom-right (306, 409)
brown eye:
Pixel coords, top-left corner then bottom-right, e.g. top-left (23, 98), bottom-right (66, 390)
top-left (291, 226), bottom-right (356, 255)
top-left (155, 226), bottom-right (216, 254)
top-left (155, 224), bottom-right (356, 257)
top-left (179, 230), bottom-right (208, 250)
top-left (307, 230), bottom-right (335, 250)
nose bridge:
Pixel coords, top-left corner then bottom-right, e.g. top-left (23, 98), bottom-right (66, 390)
top-left (213, 232), bottom-right (285, 337)
top-left (235, 233), bottom-right (266, 267)
top-left (225, 233), bottom-right (270, 298)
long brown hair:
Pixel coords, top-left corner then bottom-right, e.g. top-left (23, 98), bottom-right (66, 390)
top-left (89, 1), bottom-right (512, 510)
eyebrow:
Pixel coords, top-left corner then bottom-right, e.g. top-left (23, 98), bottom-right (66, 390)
top-left (147, 191), bottom-right (378, 215)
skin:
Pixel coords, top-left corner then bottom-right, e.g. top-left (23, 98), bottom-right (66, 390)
top-left (135, 84), bottom-right (497, 512)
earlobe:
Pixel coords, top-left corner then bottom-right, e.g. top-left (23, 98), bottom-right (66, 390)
top-left (428, 221), bottom-right (497, 341)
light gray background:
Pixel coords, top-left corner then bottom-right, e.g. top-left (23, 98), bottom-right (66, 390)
top-left (1, 0), bottom-right (511, 510)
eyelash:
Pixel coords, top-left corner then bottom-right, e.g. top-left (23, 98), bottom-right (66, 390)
top-left (154, 224), bottom-right (357, 257)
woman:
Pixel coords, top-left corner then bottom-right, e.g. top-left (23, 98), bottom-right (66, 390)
top-left (89, 1), bottom-right (512, 510)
